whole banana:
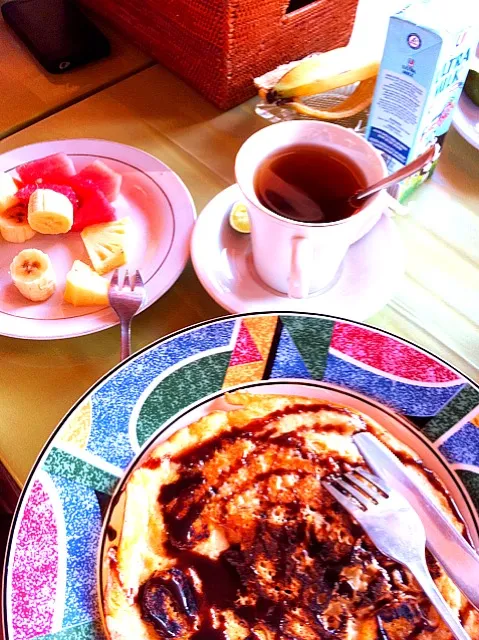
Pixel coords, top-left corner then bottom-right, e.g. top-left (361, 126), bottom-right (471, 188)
top-left (266, 49), bottom-right (379, 103)
top-left (10, 249), bottom-right (56, 302)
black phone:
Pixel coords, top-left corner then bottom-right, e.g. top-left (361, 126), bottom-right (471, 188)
top-left (2, 0), bottom-right (110, 74)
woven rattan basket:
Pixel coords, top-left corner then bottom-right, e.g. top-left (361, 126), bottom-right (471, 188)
top-left (79, 0), bottom-right (359, 109)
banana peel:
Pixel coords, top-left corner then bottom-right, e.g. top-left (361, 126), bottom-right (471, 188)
top-left (267, 59), bottom-right (379, 103)
top-left (256, 48), bottom-right (379, 122)
top-left (287, 76), bottom-right (377, 121)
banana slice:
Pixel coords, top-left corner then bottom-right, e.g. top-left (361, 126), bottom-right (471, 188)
top-left (28, 188), bottom-right (73, 234)
top-left (10, 249), bottom-right (56, 302)
top-left (0, 204), bottom-right (36, 243)
top-left (0, 172), bottom-right (18, 214)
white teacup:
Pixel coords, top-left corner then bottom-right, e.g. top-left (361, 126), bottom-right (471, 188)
top-left (235, 120), bottom-right (389, 298)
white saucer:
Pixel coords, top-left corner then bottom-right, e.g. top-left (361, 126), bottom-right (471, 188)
top-left (191, 185), bottom-right (404, 320)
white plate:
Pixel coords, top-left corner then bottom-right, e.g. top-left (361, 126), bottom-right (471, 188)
top-left (0, 139), bottom-right (196, 340)
top-left (191, 184), bottom-right (405, 320)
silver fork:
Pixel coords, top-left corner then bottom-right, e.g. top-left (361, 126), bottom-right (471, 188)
top-left (323, 470), bottom-right (471, 640)
top-left (108, 269), bottom-right (146, 361)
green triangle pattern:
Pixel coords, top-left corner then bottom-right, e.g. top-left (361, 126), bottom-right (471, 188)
top-left (423, 385), bottom-right (479, 441)
top-left (456, 469), bottom-right (479, 514)
top-left (38, 620), bottom-right (104, 639)
top-left (279, 316), bottom-right (335, 380)
top-left (136, 351), bottom-right (231, 447)
top-left (42, 448), bottom-right (118, 495)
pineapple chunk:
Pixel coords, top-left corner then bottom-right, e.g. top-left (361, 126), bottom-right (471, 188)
top-left (64, 260), bottom-right (109, 306)
top-left (81, 217), bottom-right (130, 275)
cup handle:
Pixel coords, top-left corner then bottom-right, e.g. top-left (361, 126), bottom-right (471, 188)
top-left (288, 236), bottom-right (313, 299)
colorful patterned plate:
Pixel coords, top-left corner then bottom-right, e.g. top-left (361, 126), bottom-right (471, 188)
top-left (3, 313), bottom-right (479, 640)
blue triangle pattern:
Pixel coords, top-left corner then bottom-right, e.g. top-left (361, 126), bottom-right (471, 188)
top-left (439, 422), bottom-right (479, 467)
top-left (269, 325), bottom-right (312, 379)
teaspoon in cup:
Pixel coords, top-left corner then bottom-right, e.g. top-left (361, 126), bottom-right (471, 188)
top-left (349, 145), bottom-right (436, 208)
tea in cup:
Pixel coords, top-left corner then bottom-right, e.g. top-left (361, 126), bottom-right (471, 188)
top-left (235, 120), bottom-right (389, 298)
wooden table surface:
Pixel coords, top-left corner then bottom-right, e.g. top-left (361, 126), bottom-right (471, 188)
top-left (0, 4), bottom-right (153, 139)
top-left (0, 6), bottom-right (478, 640)
top-left (0, 1), bottom-right (478, 486)
top-left (1, 61), bottom-right (478, 485)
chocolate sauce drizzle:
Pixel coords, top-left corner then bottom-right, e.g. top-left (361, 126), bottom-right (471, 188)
top-left (136, 402), bottom-right (463, 639)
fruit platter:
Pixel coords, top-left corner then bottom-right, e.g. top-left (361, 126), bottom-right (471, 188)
top-left (0, 139), bottom-right (196, 340)
top-left (1, 152), bottom-right (128, 304)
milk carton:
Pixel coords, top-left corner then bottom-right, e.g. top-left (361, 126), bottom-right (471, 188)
top-left (365, 0), bottom-right (475, 201)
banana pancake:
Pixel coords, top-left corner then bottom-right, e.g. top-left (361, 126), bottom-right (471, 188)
top-left (103, 392), bottom-right (479, 639)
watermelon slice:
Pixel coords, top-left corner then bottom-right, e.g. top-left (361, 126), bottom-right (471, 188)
top-left (69, 176), bottom-right (98, 201)
top-left (70, 178), bottom-right (116, 232)
top-left (75, 160), bottom-right (122, 202)
top-left (68, 176), bottom-right (104, 206)
top-left (16, 153), bottom-right (75, 185)
top-left (16, 183), bottom-right (79, 210)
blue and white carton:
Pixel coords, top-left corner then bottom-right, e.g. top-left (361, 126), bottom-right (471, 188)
top-left (365, 0), bottom-right (475, 201)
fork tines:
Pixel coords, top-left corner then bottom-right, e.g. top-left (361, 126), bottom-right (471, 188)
top-left (110, 269), bottom-right (144, 290)
top-left (323, 468), bottom-right (389, 512)
top-left (110, 268), bottom-right (119, 288)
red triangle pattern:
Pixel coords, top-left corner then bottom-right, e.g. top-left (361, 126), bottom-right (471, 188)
top-left (229, 323), bottom-right (264, 366)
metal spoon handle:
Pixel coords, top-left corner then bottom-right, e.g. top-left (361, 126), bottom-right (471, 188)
top-left (352, 146), bottom-right (436, 203)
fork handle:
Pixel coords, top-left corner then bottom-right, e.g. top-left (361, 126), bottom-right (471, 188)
top-left (409, 560), bottom-right (471, 640)
top-left (120, 320), bottom-right (132, 361)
